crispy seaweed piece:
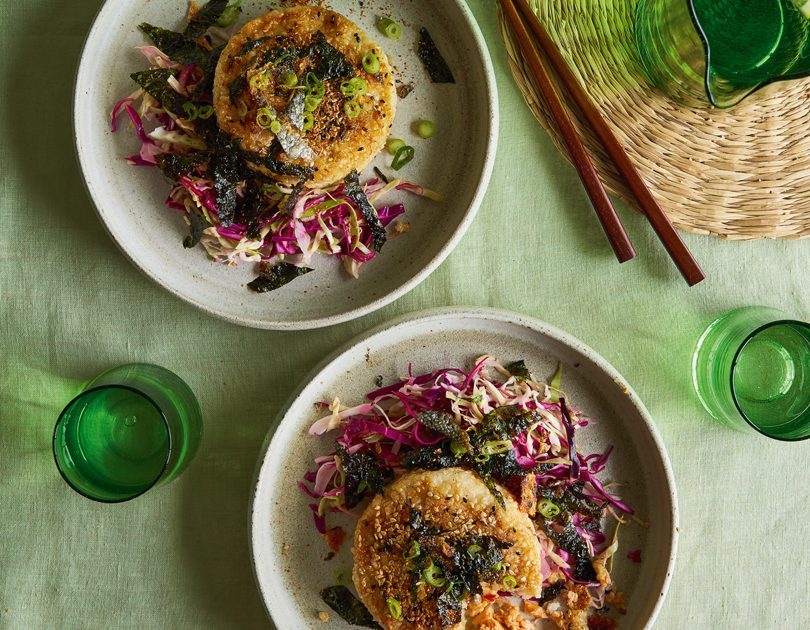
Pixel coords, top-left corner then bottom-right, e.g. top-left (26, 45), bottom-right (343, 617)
top-left (234, 180), bottom-right (265, 236)
top-left (477, 405), bottom-right (536, 442)
top-left (228, 75), bottom-right (247, 106)
top-left (417, 28), bottom-right (455, 83)
top-left (210, 147), bottom-right (241, 227)
top-left (506, 359), bottom-right (531, 381)
top-left (309, 31), bottom-right (356, 80)
top-left (417, 411), bottom-right (465, 443)
top-left (242, 150), bottom-right (315, 180)
top-left (138, 23), bottom-right (211, 68)
top-left (344, 171), bottom-right (386, 252)
top-left (247, 262), bottom-right (312, 293)
top-left (401, 441), bottom-right (458, 471)
top-left (320, 586), bottom-right (380, 629)
top-left (541, 520), bottom-right (597, 583)
top-left (336, 445), bottom-right (392, 508)
top-left (155, 152), bottom-right (207, 180)
top-left (130, 68), bottom-right (186, 114)
top-left (443, 536), bottom-right (509, 596)
top-left (236, 36), bottom-right (272, 57)
top-left (184, 0), bottom-right (229, 39)
top-left (183, 211), bottom-right (208, 249)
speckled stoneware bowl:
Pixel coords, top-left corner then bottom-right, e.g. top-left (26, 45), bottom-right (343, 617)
top-left (251, 308), bottom-right (679, 629)
top-left (74, 1), bottom-right (497, 329)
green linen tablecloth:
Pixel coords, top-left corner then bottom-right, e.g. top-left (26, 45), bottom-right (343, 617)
top-left (1, 0), bottom-right (809, 628)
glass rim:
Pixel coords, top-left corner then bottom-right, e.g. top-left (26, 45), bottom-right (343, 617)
top-left (729, 318), bottom-right (810, 442)
top-left (52, 383), bottom-right (173, 503)
top-left (686, 0), bottom-right (810, 108)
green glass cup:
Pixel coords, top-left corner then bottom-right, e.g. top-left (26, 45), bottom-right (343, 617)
top-left (692, 306), bottom-right (810, 441)
top-left (53, 364), bottom-right (203, 502)
top-left (635, 0), bottom-right (810, 108)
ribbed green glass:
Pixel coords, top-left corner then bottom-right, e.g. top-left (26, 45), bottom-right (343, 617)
top-left (692, 307), bottom-right (810, 441)
top-left (635, 0), bottom-right (810, 108)
top-left (53, 364), bottom-right (203, 502)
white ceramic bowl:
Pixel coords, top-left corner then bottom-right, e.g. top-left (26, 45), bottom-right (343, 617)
top-left (74, 1), bottom-right (497, 329)
top-left (251, 308), bottom-right (679, 628)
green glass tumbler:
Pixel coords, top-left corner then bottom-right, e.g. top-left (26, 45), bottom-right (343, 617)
top-left (692, 307), bottom-right (810, 441)
top-left (635, 0), bottom-right (810, 108)
top-left (53, 364), bottom-right (203, 502)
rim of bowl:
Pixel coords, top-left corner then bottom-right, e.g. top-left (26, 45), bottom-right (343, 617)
top-left (72, 0), bottom-right (500, 330)
top-left (249, 306), bottom-right (680, 629)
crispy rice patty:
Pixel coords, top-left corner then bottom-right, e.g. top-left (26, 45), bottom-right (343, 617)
top-left (352, 469), bottom-right (545, 629)
top-left (213, 6), bottom-right (397, 187)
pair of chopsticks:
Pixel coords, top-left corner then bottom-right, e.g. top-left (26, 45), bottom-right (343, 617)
top-left (499, 0), bottom-right (705, 286)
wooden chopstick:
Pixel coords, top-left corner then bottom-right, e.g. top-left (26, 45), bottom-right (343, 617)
top-left (498, 0), bottom-right (636, 264)
top-left (511, 0), bottom-right (706, 286)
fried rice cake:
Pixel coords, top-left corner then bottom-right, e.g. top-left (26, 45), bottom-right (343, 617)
top-left (352, 469), bottom-right (545, 629)
top-left (213, 6), bottom-right (397, 187)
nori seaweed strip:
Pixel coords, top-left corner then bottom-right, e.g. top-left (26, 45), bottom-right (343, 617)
top-left (236, 36), bottom-right (272, 57)
top-left (320, 586), bottom-right (380, 629)
top-left (228, 75), bottom-right (247, 106)
top-left (336, 444), bottom-right (392, 508)
top-left (248, 262), bottom-right (312, 293)
top-left (241, 150), bottom-right (315, 180)
top-left (138, 23), bottom-right (210, 67)
top-left (373, 166), bottom-right (389, 184)
top-left (417, 28), bottom-right (456, 83)
top-left (283, 178), bottom-right (307, 214)
top-left (344, 171), bottom-right (386, 252)
top-left (130, 68), bottom-right (186, 114)
top-left (234, 179), bottom-right (265, 232)
top-left (210, 136), bottom-right (242, 226)
top-left (506, 359), bottom-right (531, 381)
top-left (155, 152), bottom-right (207, 180)
top-left (309, 31), bottom-right (355, 80)
top-left (184, 0), bottom-right (229, 40)
top-left (183, 211), bottom-right (208, 249)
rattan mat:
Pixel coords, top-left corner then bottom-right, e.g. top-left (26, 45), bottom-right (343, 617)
top-left (498, 0), bottom-right (810, 240)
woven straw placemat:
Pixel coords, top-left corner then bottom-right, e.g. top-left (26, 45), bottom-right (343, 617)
top-left (498, 0), bottom-right (810, 240)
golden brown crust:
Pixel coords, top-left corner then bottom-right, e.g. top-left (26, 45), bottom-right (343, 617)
top-left (352, 469), bottom-right (545, 630)
top-left (213, 6), bottom-right (397, 187)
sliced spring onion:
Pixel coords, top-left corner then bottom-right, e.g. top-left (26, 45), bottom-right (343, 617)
top-left (404, 540), bottom-right (421, 561)
top-left (279, 71), bottom-right (298, 89)
top-left (386, 597), bottom-right (402, 621)
top-left (362, 51), bottom-right (381, 74)
top-left (391, 145), bottom-right (414, 170)
top-left (537, 499), bottom-right (561, 519)
top-left (304, 95), bottom-right (322, 113)
top-left (340, 78), bottom-right (368, 97)
top-left (450, 440), bottom-right (467, 458)
top-left (481, 440), bottom-right (513, 456)
top-left (182, 102), bottom-right (199, 121)
top-left (378, 17), bottom-right (402, 40)
top-left (466, 544), bottom-right (482, 556)
top-left (249, 72), bottom-right (269, 91)
top-left (197, 104), bottom-right (214, 119)
top-left (414, 119), bottom-right (436, 139)
top-left (473, 451), bottom-right (490, 463)
top-left (216, 0), bottom-right (242, 27)
top-left (386, 138), bottom-right (406, 155)
top-left (502, 575), bottom-right (518, 590)
top-left (302, 113), bottom-right (315, 131)
top-left (270, 120), bottom-right (282, 134)
top-left (344, 100), bottom-right (362, 119)
top-left (256, 107), bottom-right (276, 129)
top-left (305, 72), bottom-right (325, 97)
top-left (423, 561), bottom-right (446, 588)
